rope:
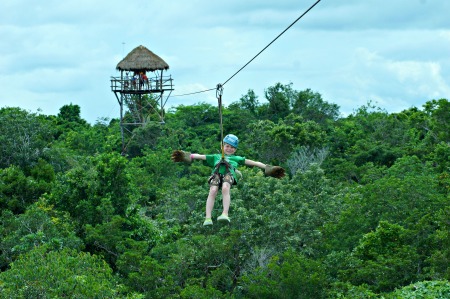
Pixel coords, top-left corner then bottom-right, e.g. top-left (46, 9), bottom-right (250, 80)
top-left (216, 84), bottom-right (225, 159)
top-left (215, 84), bottom-right (233, 176)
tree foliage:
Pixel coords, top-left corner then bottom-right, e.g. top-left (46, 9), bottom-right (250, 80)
top-left (0, 107), bottom-right (55, 169)
top-left (0, 246), bottom-right (121, 298)
top-left (0, 84), bottom-right (449, 297)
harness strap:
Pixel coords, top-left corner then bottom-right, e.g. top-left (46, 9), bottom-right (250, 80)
top-left (216, 84), bottom-right (225, 159)
top-left (213, 158), bottom-right (232, 175)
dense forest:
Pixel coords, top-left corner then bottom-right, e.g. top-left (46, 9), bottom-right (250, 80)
top-left (0, 82), bottom-right (449, 298)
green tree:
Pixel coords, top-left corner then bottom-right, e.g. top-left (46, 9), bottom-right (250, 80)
top-left (223, 104), bottom-right (256, 139)
top-left (0, 163), bottom-right (54, 214)
top-left (262, 82), bottom-right (294, 121)
top-left (126, 122), bottom-right (167, 157)
top-left (0, 246), bottom-right (120, 298)
top-left (0, 201), bottom-right (83, 269)
top-left (180, 285), bottom-right (224, 299)
top-left (246, 114), bottom-right (326, 165)
top-left (47, 152), bottom-right (134, 227)
top-left (423, 98), bottom-right (450, 143)
top-left (57, 103), bottom-right (86, 124)
top-left (326, 103), bottom-right (409, 175)
top-left (429, 142), bottom-right (450, 173)
top-left (327, 281), bottom-right (378, 298)
top-left (56, 119), bottom-right (119, 155)
top-left (128, 148), bottom-right (181, 208)
top-left (292, 88), bottom-right (340, 125)
top-left (85, 214), bottom-right (160, 270)
top-left (0, 107), bottom-right (55, 169)
top-left (165, 103), bottom-right (222, 151)
top-left (116, 240), bottom-right (169, 297)
top-left (241, 251), bottom-right (328, 298)
top-left (385, 280), bottom-right (450, 299)
top-left (341, 221), bottom-right (420, 293)
top-left (424, 206), bottom-right (450, 280)
top-left (325, 156), bottom-right (447, 253)
top-left (226, 163), bottom-right (338, 257)
top-left (235, 89), bottom-right (260, 116)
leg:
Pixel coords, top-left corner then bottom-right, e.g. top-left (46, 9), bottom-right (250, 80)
top-left (220, 173), bottom-right (234, 217)
top-left (221, 182), bottom-right (231, 216)
top-left (205, 185), bottom-right (219, 219)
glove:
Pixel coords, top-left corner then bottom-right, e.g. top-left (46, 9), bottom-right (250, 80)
top-left (264, 165), bottom-right (285, 179)
top-left (171, 150), bottom-right (192, 164)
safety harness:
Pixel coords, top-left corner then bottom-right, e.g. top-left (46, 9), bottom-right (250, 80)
top-left (213, 158), bottom-right (232, 175)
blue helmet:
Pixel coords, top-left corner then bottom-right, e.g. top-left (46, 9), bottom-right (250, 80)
top-left (223, 134), bottom-right (239, 148)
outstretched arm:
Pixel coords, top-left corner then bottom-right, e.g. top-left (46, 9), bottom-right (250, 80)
top-left (245, 159), bottom-right (285, 179)
top-left (171, 150), bottom-right (206, 164)
top-left (190, 153), bottom-right (206, 161)
top-left (244, 159), bottom-right (266, 169)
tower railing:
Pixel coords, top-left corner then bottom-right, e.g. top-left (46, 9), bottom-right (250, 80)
top-left (110, 75), bottom-right (174, 93)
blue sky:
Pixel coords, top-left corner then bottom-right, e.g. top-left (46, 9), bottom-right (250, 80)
top-left (1, 0), bottom-right (449, 123)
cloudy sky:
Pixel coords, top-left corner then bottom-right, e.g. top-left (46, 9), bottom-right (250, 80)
top-left (1, 0), bottom-right (449, 123)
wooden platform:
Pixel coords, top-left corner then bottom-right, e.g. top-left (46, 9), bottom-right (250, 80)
top-left (110, 75), bottom-right (174, 93)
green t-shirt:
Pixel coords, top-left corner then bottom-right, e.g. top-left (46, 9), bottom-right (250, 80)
top-left (204, 154), bottom-right (246, 182)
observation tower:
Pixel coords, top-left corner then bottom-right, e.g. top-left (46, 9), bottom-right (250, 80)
top-left (111, 45), bottom-right (174, 153)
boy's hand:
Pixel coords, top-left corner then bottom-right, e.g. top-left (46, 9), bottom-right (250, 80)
top-left (264, 165), bottom-right (285, 179)
top-left (171, 150), bottom-right (192, 164)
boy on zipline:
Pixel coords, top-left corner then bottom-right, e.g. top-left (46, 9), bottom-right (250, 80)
top-left (171, 134), bottom-right (285, 226)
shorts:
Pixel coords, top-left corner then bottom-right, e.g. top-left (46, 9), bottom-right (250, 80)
top-left (208, 173), bottom-right (235, 188)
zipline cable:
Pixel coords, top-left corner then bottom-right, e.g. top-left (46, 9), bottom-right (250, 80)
top-left (171, 0), bottom-right (322, 98)
top-left (221, 0), bottom-right (321, 87)
top-left (170, 87), bottom-right (216, 97)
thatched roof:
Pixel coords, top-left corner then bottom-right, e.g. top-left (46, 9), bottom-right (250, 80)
top-left (116, 45), bottom-right (169, 72)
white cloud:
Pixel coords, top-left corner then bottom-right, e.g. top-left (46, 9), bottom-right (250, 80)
top-left (1, 0), bottom-right (449, 122)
